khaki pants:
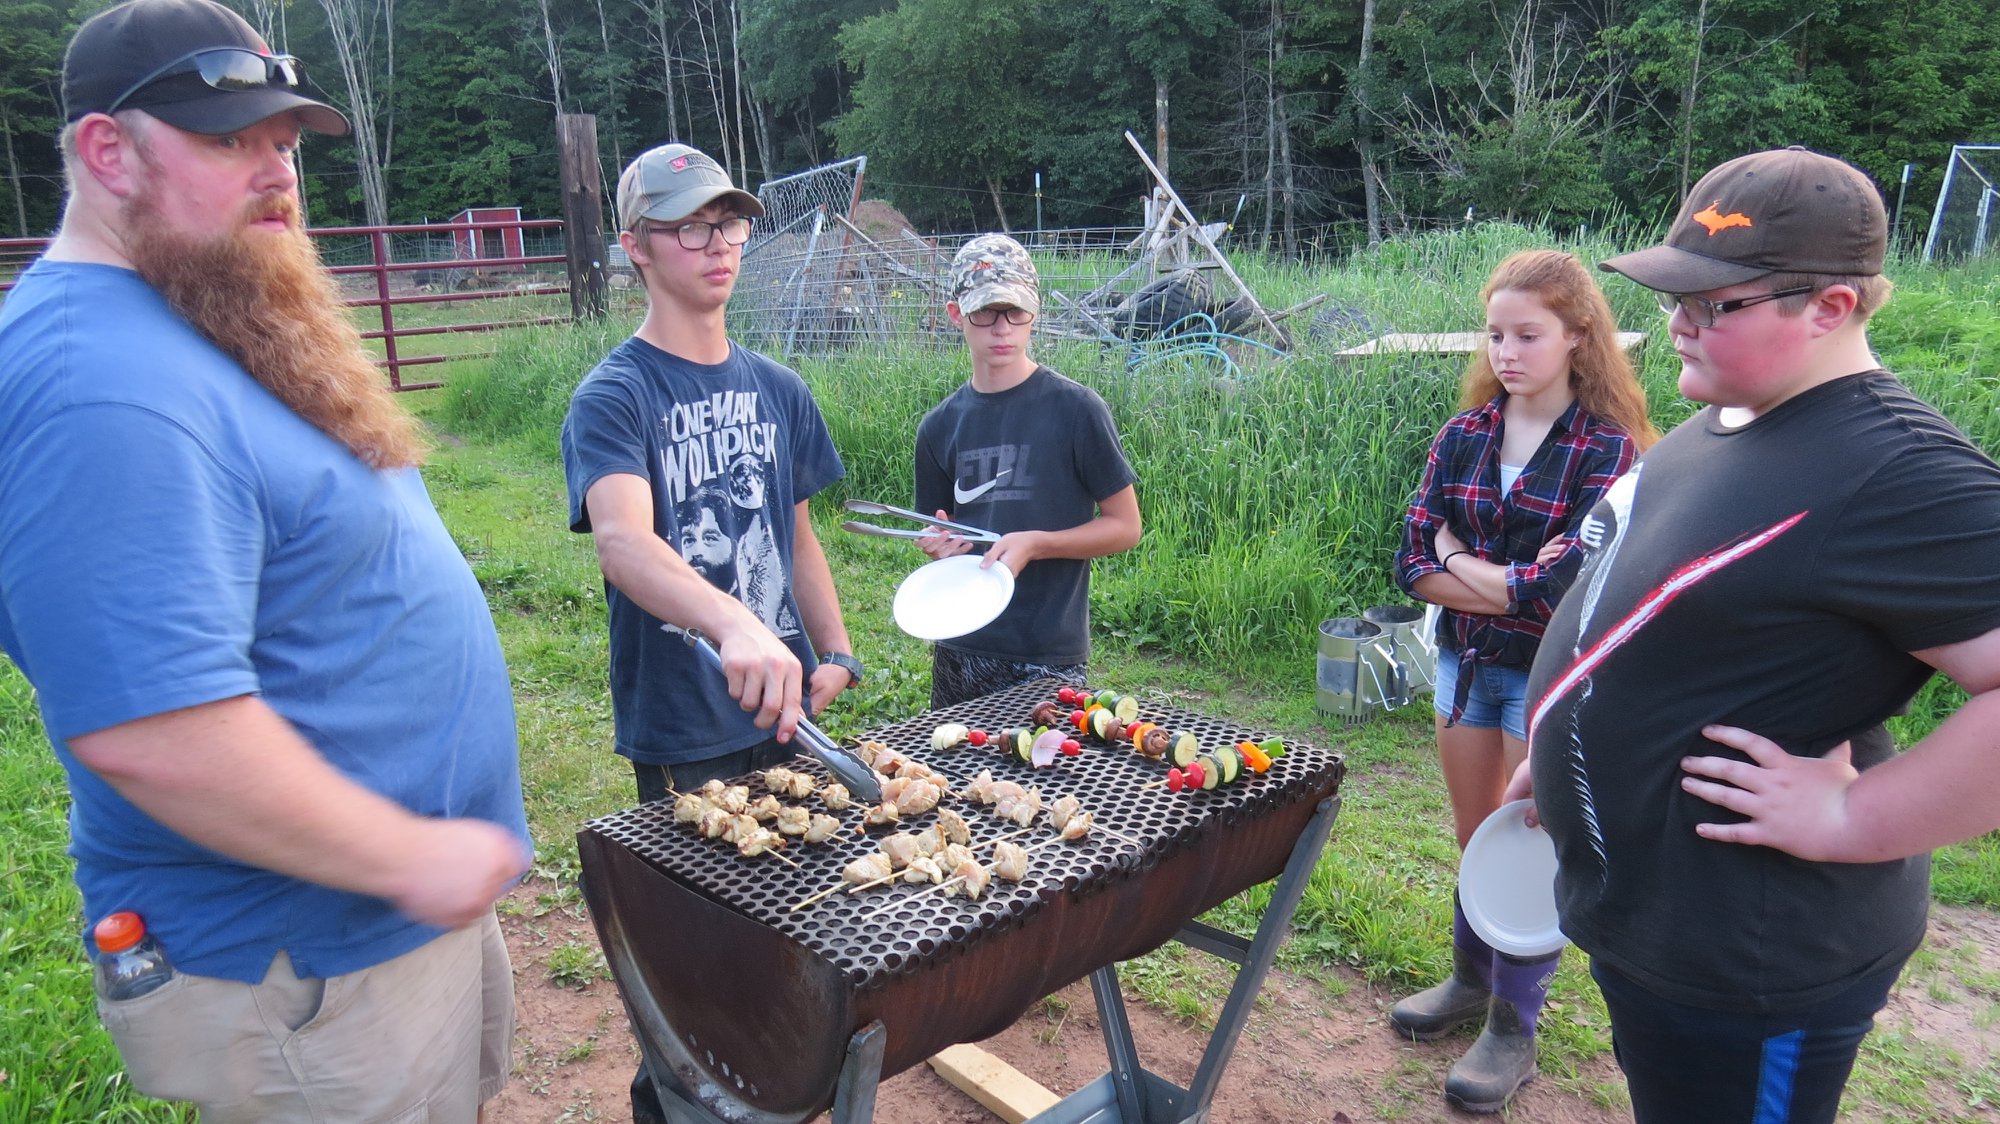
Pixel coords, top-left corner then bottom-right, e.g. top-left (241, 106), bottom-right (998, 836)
top-left (97, 911), bottom-right (514, 1123)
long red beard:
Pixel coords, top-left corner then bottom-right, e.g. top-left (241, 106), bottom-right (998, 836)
top-left (123, 190), bottom-right (427, 469)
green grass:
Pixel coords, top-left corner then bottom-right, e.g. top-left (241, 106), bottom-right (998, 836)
top-left (7, 226), bottom-right (2000, 1119)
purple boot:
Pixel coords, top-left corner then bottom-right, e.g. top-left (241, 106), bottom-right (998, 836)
top-left (1444, 948), bottom-right (1560, 1113)
top-left (1388, 894), bottom-right (1494, 1040)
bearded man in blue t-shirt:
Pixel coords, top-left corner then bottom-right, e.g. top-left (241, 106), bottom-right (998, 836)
top-left (0, 1), bottom-right (533, 1118)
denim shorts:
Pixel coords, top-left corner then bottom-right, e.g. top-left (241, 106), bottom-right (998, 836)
top-left (1433, 650), bottom-right (1530, 740)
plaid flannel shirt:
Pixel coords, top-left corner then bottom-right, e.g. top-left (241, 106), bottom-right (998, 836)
top-left (1396, 396), bottom-right (1639, 721)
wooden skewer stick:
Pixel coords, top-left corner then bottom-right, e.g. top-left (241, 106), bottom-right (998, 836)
top-left (975, 825), bottom-right (1040, 850)
top-left (856, 829), bottom-right (1057, 921)
top-left (792, 873), bottom-right (868, 912)
top-left (757, 848), bottom-right (802, 870)
top-left (1064, 819), bottom-right (1144, 849)
top-left (793, 858), bottom-right (899, 911)
top-left (845, 868), bottom-right (907, 895)
top-left (859, 869), bottom-right (977, 920)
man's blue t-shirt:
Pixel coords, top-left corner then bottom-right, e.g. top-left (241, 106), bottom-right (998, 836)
top-left (0, 260), bottom-right (529, 983)
top-left (562, 336), bottom-right (843, 765)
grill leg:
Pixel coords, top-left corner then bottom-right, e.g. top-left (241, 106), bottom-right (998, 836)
top-left (1090, 965), bottom-right (1151, 1122)
top-left (829, 1021), bottom-right (887, 1124)
top-left (1180, 794), bottom-right (1343, 1116)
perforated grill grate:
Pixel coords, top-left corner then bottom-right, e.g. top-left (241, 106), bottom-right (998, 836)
top-left (583, 680), bottom-right (1343, 991)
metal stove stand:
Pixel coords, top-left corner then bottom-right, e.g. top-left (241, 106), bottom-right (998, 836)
top-left (639, 791), bottom-right (1341, 1124)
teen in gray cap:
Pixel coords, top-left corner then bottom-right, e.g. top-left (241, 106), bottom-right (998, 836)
top-left (912, 233), bottom-right (1142, 708)
top-left (560, 145), bottom-right (858, 1123)
top-left (1515, 146), bottom-right (2000, 1123)
top-left (2, 0), bottom-right (531, 1118)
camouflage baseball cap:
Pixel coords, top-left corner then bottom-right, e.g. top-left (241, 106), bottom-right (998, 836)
top-left (949, 234), bottom-right (1040, 316)
top-left (616, 143), bottom-right (765, 232)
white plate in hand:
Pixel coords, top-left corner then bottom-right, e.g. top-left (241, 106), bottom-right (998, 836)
top-left (1458, 799), bottom-right (1568, 957)
top-left (892, 555), bottom-right (1015, 640)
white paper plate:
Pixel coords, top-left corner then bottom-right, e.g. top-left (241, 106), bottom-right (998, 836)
top-left (1458, 799), bottom-right (1567, 957)
top-left (892, 555), bottom-right (1015, 641)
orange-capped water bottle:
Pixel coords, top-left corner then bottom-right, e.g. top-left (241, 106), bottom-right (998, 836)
top-left (93, 911), bottom-right (174, 1000)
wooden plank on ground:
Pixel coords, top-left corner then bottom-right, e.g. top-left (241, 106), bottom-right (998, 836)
top-left (1337, 330), bottom-right (1648, 356)
top-left (927, 1045), bottom-right (1062, 1123)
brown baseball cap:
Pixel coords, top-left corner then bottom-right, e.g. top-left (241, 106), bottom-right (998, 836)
top-left (1600, 147), bottom-right (1885, 293)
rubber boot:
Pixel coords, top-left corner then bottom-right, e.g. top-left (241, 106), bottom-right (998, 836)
top-left (1389, 894), bottom-right (1493, 1041)
top-left (1444, 949), bottom-right (1560, 1113)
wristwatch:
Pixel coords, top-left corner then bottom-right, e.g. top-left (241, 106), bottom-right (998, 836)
top-left (819, 651), bottom-right (864, 685)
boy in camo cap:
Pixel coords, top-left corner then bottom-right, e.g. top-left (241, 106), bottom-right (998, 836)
top-left (912, 233), bottom-right (1143, 707)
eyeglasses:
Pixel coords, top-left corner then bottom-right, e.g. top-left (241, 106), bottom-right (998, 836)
top-left (1654, 286), bottom-right (1815, 328)
top-left (106, 48), bottom-right (303, 116)
top-left (965, 306), bottom-right (1035, 327)
top-left (651, 216), bottom-right (753, 251)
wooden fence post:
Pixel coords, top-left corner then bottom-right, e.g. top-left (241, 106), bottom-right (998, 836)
top-left (558, 113), bottom-right (609, 320)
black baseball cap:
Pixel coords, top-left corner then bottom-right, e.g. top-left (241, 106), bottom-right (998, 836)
top-left (1600, 147), bottom-right (1884, 292)
top-left (64, 0), bottom-right (349, 137)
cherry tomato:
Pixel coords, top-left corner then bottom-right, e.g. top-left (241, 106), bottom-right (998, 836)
top-left (1070, 709), bottom-right (1088, 730)
top-left (967, 729), bottom-right (988, 747)
top-left (1184, 762), bottom-right (1206, 789)
top-left (1166, 769), bottom-right (1185, 792)
top-left (1056, 686), bottom-right (1078, 703)
top-left (1060, 738), bottom-right (1081, 757)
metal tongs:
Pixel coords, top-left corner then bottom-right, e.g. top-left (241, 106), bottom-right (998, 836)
top-left (681, 629), bottom-right (883, 803)
top-left (840, 498), bottom-right (1001, 544)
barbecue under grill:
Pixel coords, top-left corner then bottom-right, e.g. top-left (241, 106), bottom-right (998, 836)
top-left (578, 680), bottom-right (1345, 1123)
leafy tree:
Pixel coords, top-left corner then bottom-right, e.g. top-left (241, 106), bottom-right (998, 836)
top-left (739, 0), bottom-right (892, 171)
top-left (0, 0), bottom-right (68, 236)
top-left (834, 0), bottom-right (1045, 229)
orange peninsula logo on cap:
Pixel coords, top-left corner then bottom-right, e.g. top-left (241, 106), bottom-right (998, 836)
top-left (1690, 203), bottom-right (1754, 235)
top-left (1600, 147), bottom-right (1886, 293)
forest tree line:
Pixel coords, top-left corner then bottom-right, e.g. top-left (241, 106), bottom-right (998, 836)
top-left (1, 0), bottom-right (1994, 253)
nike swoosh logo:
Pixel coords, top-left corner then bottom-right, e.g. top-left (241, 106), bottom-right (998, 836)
top-left (953, 468), bottom-right (1011, 506)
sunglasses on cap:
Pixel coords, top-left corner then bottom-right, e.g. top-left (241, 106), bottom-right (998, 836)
top-left (105, 47), bottom-right (304, 116)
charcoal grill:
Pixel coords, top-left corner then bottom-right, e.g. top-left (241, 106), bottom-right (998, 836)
top-left (578, 680), bottom-right (1344, 1123)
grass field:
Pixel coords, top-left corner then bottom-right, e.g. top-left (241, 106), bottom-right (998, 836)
top-left (5, 224), bottom-right (2000, 1120)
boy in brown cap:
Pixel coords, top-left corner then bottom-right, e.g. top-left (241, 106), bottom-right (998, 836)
top-left (1513, 147), bottom-right (2000, 1121)
top-left (913, 234), bottom-right (1141, 707)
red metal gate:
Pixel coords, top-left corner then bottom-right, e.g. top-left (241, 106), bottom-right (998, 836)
top-left (1, 214), bottom-right (576, 391)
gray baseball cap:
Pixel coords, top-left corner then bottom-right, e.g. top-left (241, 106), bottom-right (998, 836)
top-left (616, 143), bottom-right (764, 232)
top-left (949, 233), bottom-right (1040, 315)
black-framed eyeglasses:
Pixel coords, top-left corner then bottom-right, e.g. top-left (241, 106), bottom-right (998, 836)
top-left (1655, 286), bottom-right (1815, 329)
top-left (106, 48), bottom-right (303, 116)
top-left (965, 306), bottom-right (1035, 327)
top-left (652, 216), bottom-right (753, 251)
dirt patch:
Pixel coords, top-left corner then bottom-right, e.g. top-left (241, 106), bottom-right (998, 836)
top-left (486, 877), bottom-right (1634, 1124)
top-left (487, 879), bottom-right (2000, 1123)
top-left (849, 200), bottom-right (921, 247)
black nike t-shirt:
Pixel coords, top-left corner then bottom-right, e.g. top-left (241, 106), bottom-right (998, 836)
top-left (1529, 371), bottom-right (2000, 1013)
top-left (914, 366), bottom-right (1136, 663)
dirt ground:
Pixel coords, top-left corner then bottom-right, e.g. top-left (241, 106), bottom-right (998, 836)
top-left (485, 872), bottom-right (1618, 1124)
top-left (484, 874), bottom-right (2000, 1124)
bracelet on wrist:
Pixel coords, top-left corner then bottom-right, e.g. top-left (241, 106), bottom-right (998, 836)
top-left (1441, 549), bottom-right (1470, 569)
